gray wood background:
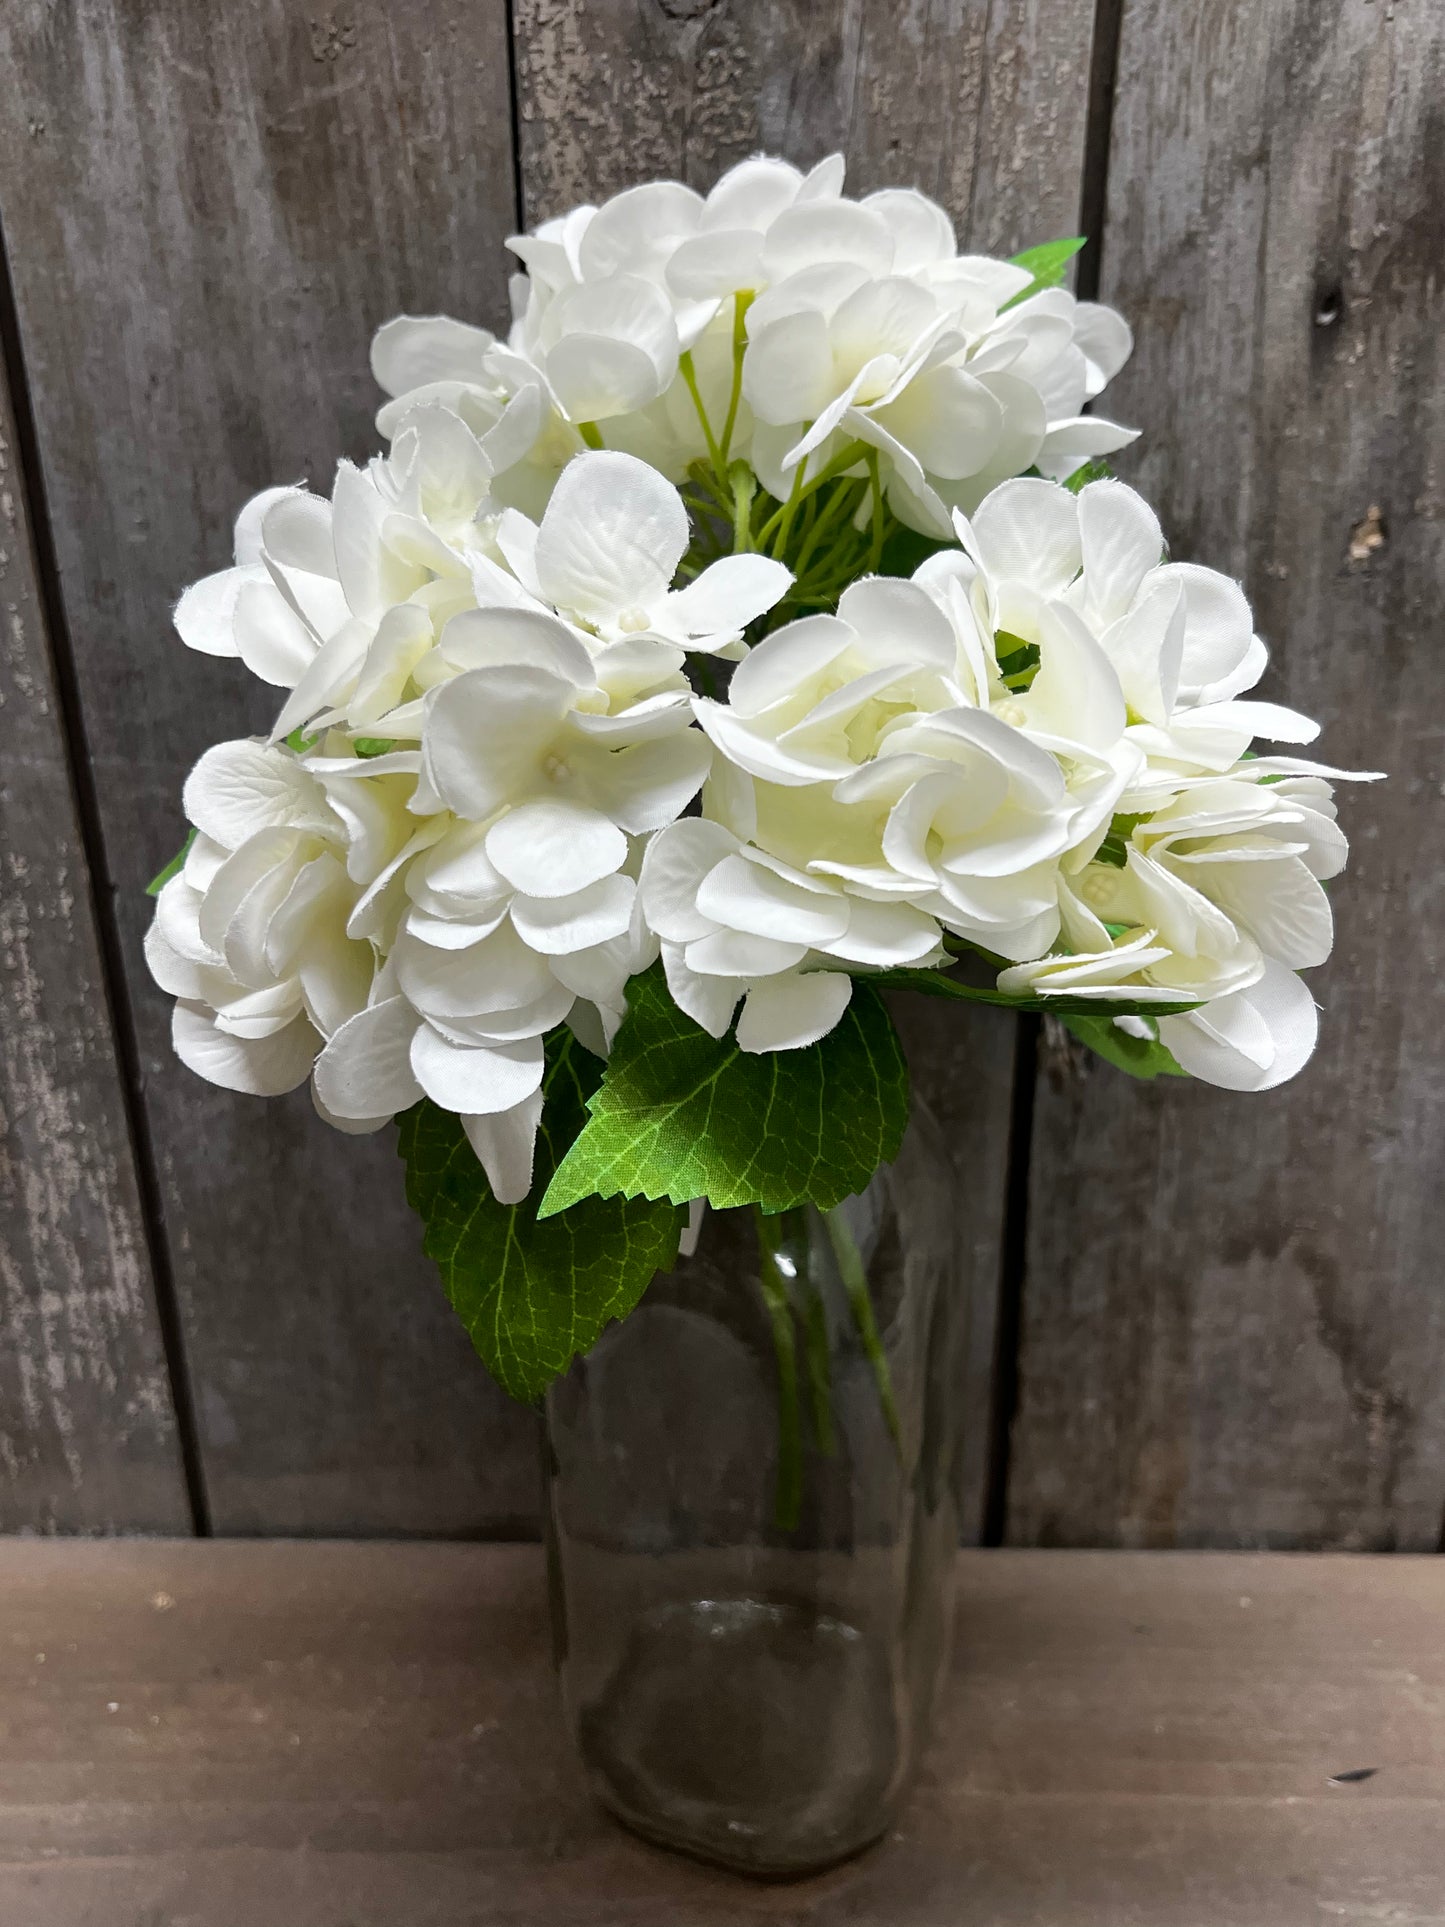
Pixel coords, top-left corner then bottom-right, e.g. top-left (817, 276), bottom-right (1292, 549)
top-left (0, 0), bottom-right (1437, 1548)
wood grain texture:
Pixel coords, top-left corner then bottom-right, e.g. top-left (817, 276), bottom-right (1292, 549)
top-left (0, 1), bottom-right (538, 1534)
top-left (0, 1541), bottom-right (1439, 1924)
top-left (1007, 0), bottom-right (1445, 1549)
top-left (0, 339), bottom-right (188, 1529)
top-left (513, 0), bottom-right (1094, 249)
top-left (512, 0), bottom-right (1104, 1538)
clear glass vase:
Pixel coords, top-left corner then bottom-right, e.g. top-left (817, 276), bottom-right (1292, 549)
top-left (542, 1101), bottom-right (963, 1876)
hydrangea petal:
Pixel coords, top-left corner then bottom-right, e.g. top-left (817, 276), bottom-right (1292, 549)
top-left (741, 310), bottom-right (837, 425)
top-left (736, 971), bottom-right (853, 1053)
top-left (409, 1024), bottom-right (545, 1116)
top-left (371, 314), bottom-right (495, 397)
top-left (968, 477), bottom-right (1082, 594)
top-left (661, 941), bottom-right (745, 1039)
top-left (1160, 960), bottom-right (1317, 1092)
top-left (312, 995), bottom-right (422, 1119)
top-left (510, 874), bottom-right (636, 954)
top-left (1077, 480), bottom-right (1166, 626)
top-left (639, 818), bottom-right (741, 943)
top-left (485, 798), bottom-right (628, 899)
top-left (463, 1091), bottom-right (546, 1205)
top-left (869, 364), bottom-right (1004, 481)
top-left (697, 852), bottom-right (850, 946)
top-left (533, 450), bottom-right (688, 624)
top-left (663, 553), bottom-right (792, 640)
top-left (173, 1002), bottom-right (316, 1097)
top-left (592, 732), bottom-right (712, 834)
top-left (174, 564), bottom-right (263, 658)
top-left (423, 665), bottom-right (573, 820)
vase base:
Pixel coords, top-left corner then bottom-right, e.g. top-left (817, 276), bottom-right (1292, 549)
top-left (575, 1592), bottom-right (902, 1877)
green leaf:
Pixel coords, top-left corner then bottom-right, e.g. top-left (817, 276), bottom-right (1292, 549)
top-left (875, 523), bottom-right (953, 579)
top-left (879, 965), bottom-right (1200, 1018)
top-left (1062, 456), bottom-right (1116, 494)
top-left (995, 629), bottom-right (1041, 690)
top-left (397, 1031), bottom-right (683, 1402)
top-left (145, 827), bottom-right (196, 897)
top-left (1061, 1012), bottom-right (1189, 1080)
top-left (1004, 236), bottom-right (1087, 308)
top-left (1093, 810), bottom-right (1152, 868)
top-left (285, 727), bottom-right (318, 753)
top-left (353, 736), bottom-right (396, 758)
top-left (540, 962), bottom-right (909, 1219)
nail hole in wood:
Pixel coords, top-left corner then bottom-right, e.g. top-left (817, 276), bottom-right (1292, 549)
top-left (1314, 287), bottom-right (1343, 327)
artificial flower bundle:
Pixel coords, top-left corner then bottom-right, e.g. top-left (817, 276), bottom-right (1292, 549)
top-left (147, 154), bottom-right (1377, 1399)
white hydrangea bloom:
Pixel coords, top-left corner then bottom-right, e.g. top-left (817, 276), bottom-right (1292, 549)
top-left (503, 157), bottom-right (849, 428)
top-left (370, 156), bottom-right (1133, 534)
top-left (144, 738), bottom-right (403, 1105)
top-left (153, 443), bottom-right (792, 1196)
top-left (370, 315), bottom-right (579, 521)
top-left (686, 571), bottom-right (1132, 966)
top-left (303, 584), bottom-right (705, 1198)
top-left (937, 476), bottom-right (1382, 1084)
top-left (1002, 763), bottom-right (1366, 1090)
top-left (489, 154), bottom-right (1135, 533)
top-left (639, 812), bottom-right (945, 1054)
top-left (171, 442), bottom-right (459, 746)
top-left (742, 257), bottom-right (1133, 533)
top-left (660, 473), bottom-right (1377, 1087)
top-left (173, 447), bottom-right (789, 747)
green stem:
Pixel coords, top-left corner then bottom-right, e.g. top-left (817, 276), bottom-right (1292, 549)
top-left (802, 1276), bottom-right (836, 1457)
top-left (799, 434), bottom-right (871, 494)
top-left (685, 457), bottom-right (733, 514)
top-left (678, 350), bottom-right (724, 474)
top-left (773, 592), bottom-right (858, 610)
top-left (730, 461), bottom-right (755, 554)
top-left (866, 448), bottom-right (886, 573)
top-left (718, 290), bottom-right (753, 465)
top-left (754, 1207), bottom-right (804, 1532)
top-left (754, 436), bottom-right (868, 554)
top-left (817, 1204), bottom-right (902, 1451)
top-left (791, 477), bottom-right (867, 583)
top-left (680, 487), bottom-right (722, 520)
top-left (577, 421), bottom-right (604, 450)
top-left (756, 462), bottom-right (806, 557)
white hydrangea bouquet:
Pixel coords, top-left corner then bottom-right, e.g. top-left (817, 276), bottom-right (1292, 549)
top-left (146, 155), bottom-right (1377, 1403)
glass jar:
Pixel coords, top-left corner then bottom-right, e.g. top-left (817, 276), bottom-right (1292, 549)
top-left (542, 1101), bottom-right (963, 1876)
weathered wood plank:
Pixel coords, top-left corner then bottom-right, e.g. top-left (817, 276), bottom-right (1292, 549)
top-left (1007, 0), bottom-right (1445, 1549)
top-left (511, 0), bottom-right (1103, 1539)
top-left (0, 1542), bottom-right (1439, 1924)
top-left (0, 320), bottom-right (189, 1529)
top-left (513, 0), bottom-right (1093, 245)
top-left (0, 2), bottom-right (538, 1534)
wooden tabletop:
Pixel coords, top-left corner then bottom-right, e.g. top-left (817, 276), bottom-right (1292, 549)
top-left (0, 1543), bottom-right (1439, 1926)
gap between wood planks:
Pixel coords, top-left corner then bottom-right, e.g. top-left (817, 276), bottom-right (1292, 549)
top-left (981, 0), bottom-right (1127, 1546)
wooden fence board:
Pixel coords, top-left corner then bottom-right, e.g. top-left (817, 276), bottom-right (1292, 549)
top-left (0, 339), bottom-right (188, 1529)
top-left (513, 0), bottom-right (1093, 244)
top-left (1007, 0), bottom-right (1445, 1549)
top-left (0, 0), bottom-right (539, 1534)
top-left (512, 0), bottom-right (1103, 1538)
